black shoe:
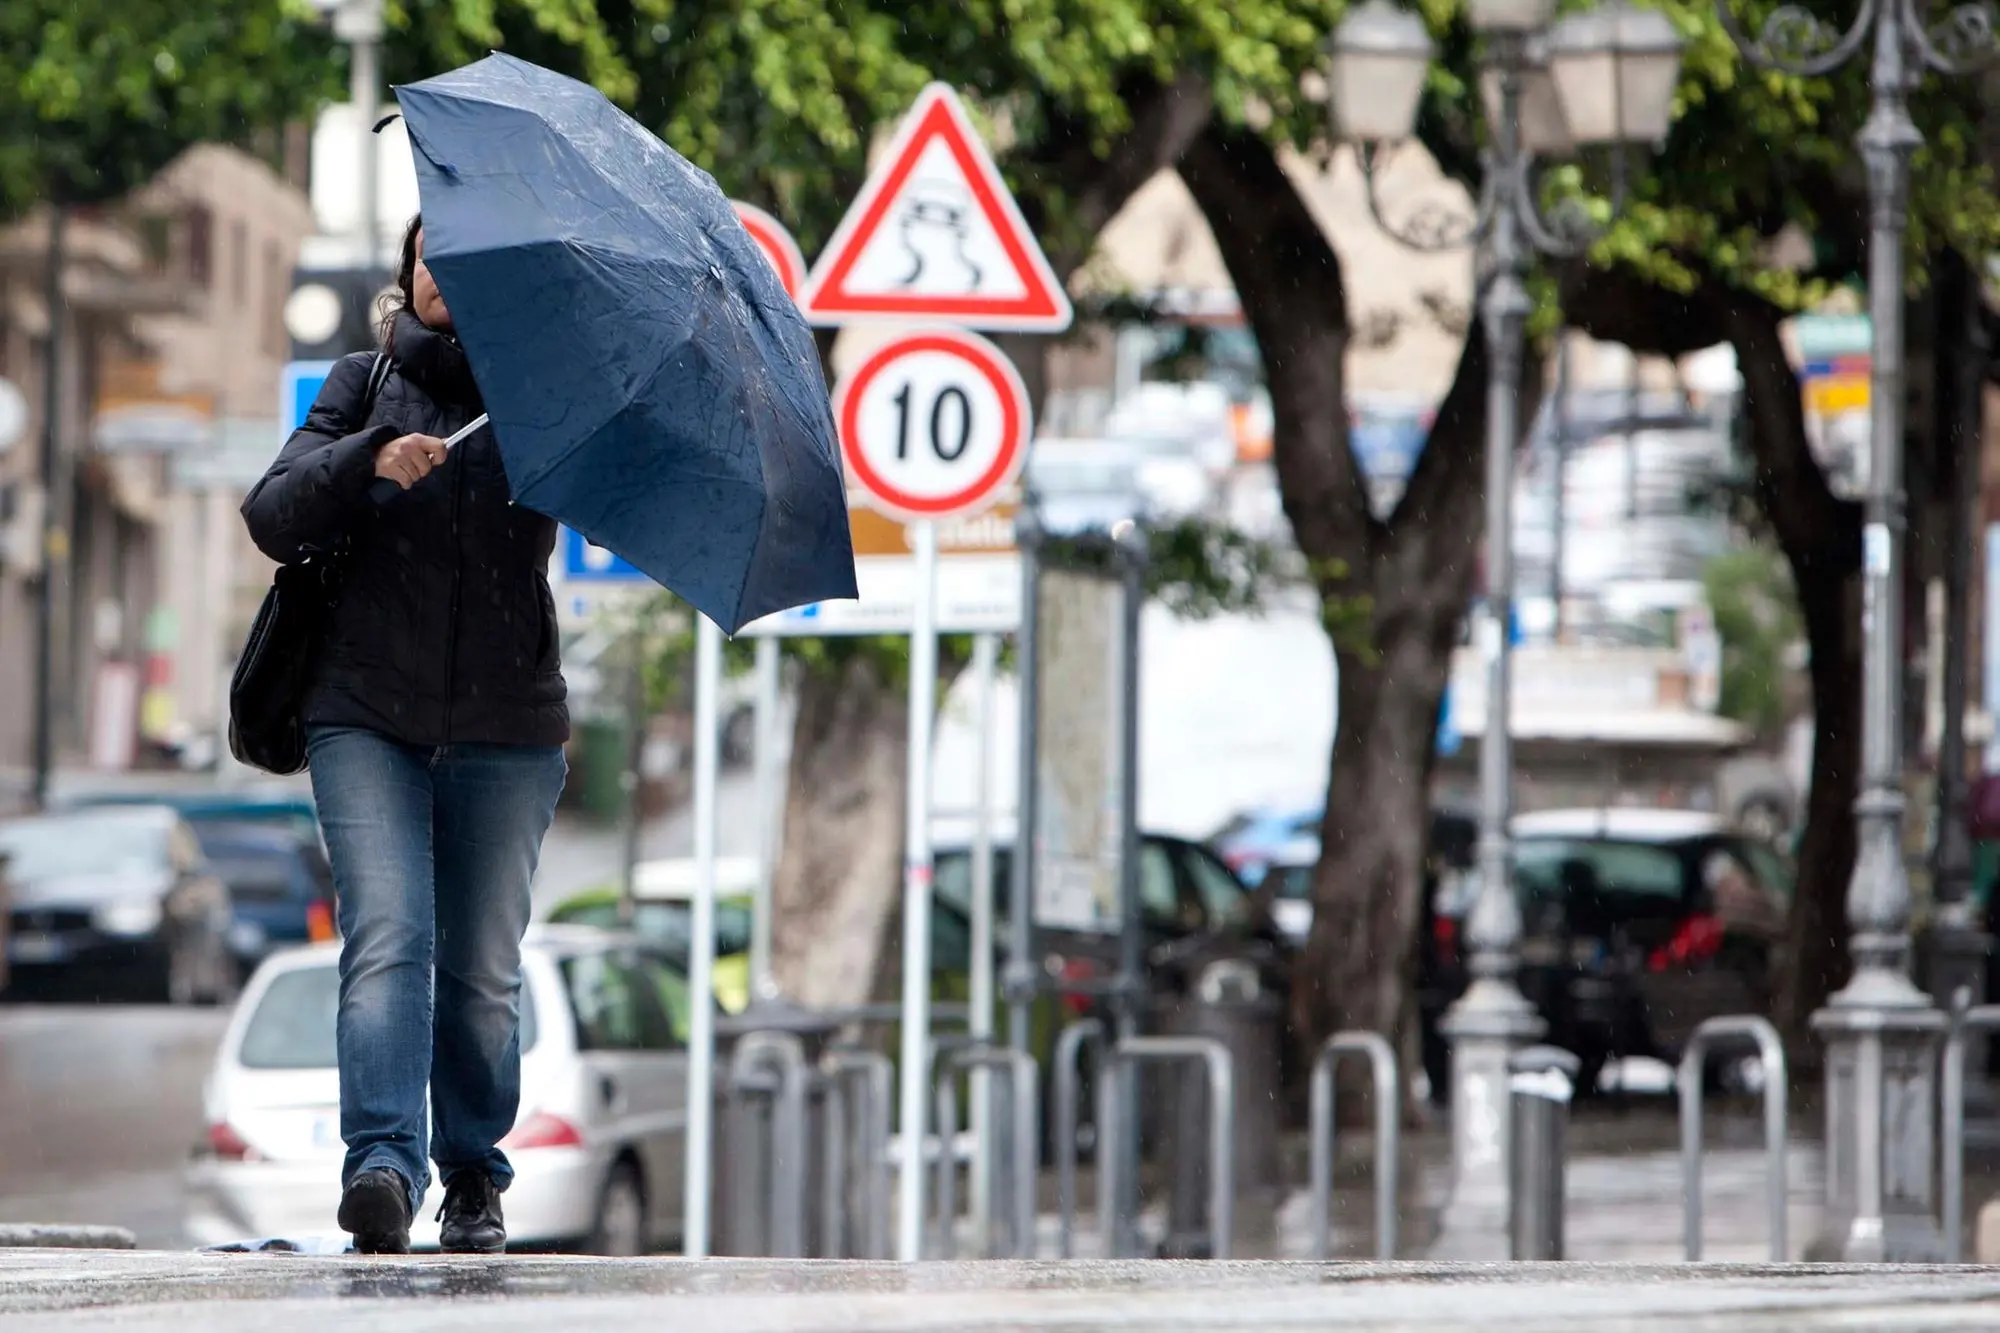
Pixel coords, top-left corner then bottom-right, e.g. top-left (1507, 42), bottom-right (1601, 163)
top-left (438, 1172), bottom-right (506, 1254)
top-left (339, 1168), bottom-right (413, 1255)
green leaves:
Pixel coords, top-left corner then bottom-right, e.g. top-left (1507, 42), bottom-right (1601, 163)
top-left (1702, 542), bottom-right (1801, 737)
top-left (2, 1), bottom-right (339, 213)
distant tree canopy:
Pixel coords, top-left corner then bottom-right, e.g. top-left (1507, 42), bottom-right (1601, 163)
top-left (1, 3), bottom-right (338, 216)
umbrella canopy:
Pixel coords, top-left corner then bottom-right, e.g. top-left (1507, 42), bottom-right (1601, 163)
top-left (392, 53), bottom-right (856, 632)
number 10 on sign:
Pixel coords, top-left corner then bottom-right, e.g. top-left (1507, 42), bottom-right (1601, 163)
top-left (836, 329), bottom-right (1030, 524)
top-left (833, 328), bottom-right (1029, 1260)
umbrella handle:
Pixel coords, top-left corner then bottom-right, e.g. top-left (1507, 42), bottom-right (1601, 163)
top-left (365, 414), bottom-right (491, 505)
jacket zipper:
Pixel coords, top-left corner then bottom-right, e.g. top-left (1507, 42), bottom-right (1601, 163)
top-left (442, 426), bottom-right (467, 742)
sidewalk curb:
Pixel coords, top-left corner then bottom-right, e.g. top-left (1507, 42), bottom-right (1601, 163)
top-left (0, 1225), bottom-right (137, 1250)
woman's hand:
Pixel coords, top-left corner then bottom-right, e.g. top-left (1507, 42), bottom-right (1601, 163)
top-left (374, 433), bottom-right (448, 490)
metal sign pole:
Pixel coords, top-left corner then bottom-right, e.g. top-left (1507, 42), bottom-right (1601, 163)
top-left (896, 519), bottom-right (941, 1261)
top-left (1006, 510), bottom-right (1042, 1061)
top-left (1113, 523), bottom-right (1147, 1257)
top-left (967, 630), bottom-right (1000, 1253)
top-left (750, 634), bottom-right (783, 1002)
top-left (683, 614), bottom-right (724, 1259)
top-left (616, 630), bottom-right (645, 928)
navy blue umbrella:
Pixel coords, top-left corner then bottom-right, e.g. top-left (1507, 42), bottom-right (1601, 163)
top-left (391, 53), bottom-right (856, 633)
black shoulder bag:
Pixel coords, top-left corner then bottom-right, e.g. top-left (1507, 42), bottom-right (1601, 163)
top-left (228, 352), bottom-right (392, 775)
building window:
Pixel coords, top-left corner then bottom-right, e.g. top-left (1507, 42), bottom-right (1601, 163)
top-left (264, 240), bottom-right (287, 356)
top-left (231, 220), bottom-right (248, 307)
top-left (184, 206), bottom-right (213, 289)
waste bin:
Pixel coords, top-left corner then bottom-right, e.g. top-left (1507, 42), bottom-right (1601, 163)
top-left (1161, 957), bottom-right (1283, 1257)
top-left (570, 716), bottom-right (628, 821)
top-left (1508, 1045), bottom-right (1581, 1261)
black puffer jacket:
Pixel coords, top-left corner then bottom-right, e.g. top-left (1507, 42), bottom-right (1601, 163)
top-left (242, 313), bottom-right (568, 748)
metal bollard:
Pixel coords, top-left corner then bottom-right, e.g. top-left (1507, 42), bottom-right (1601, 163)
top-left (823, 1047), bottom-right (894, 1260)
top-left (1942, 990), bottom-right (2000, 1264)
top-left (1054, 1018), bottom-right (1109, 1259)
top-left (1507, 1045), bottom-right (1579, 1261)
top-left (727, 1031), bottom-right (812, 1258)
top-left (1106, 1035), bottom-right (1235, 1258)
top-left (1677, 1015), bottom-right (1787, 1263)
top-left (1307, 1030), bottom-right (1401, 1260)
top-left (933, 1044), bottom-right (1040, 1258)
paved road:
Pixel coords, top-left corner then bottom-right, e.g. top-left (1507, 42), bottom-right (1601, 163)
top-left (5, 1254), bottom-right (2000, 1331)
top-left (0, 1007), bottom-right (229, 1250)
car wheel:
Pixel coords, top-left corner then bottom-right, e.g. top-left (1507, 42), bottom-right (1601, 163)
top-left (587, 1160), bottom-right (647, 1257)
top-left (165, 943), bottom-right (200, 1007)
top-left (1572, 1048), bottom-right (1607, 1100)
top-left (202, 942), bottom-right (241, 1007)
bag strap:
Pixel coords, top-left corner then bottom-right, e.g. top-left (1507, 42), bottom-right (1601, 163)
top-left (362, 350), bottom-right (391, 418)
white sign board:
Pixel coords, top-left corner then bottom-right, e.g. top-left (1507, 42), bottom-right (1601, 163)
top-left (1031, 568), bottom-right (1128, 932)
top-left (740, 552), bottom-right (1020, 637)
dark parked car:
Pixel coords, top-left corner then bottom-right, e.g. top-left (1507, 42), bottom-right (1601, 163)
top-left (1422, 807), bottom-right (1791, 1098)
top-left (928, 819), bottom-right (1286, 1008)
top-left (189, 822), bottom-right (339, 978)
top-left (66, 792), bottom-right (319, 843)
top-left (0, 806), bottom-right (238, 1004)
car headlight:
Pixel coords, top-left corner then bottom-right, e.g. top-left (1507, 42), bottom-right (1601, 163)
top-left (94, 899), bottom-right (164, 938)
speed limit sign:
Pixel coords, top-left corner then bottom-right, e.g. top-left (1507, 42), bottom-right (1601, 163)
top-left (835, 329), bottom-right (1030, 522)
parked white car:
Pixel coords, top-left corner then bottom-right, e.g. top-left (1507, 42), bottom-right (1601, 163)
top-left (186, 925), bottom-right (693, 1254)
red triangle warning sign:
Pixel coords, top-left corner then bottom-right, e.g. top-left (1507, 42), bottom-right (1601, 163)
top-left (799, 84), bottom-right (1075, 334)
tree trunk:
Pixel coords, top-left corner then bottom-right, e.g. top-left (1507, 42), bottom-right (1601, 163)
top-left (1721, 296), bottom-right (1863, 1042)
top-left (768, 653), bottom-right (909, 1007)
top-left (1179, 125), bottom-right (1497, 1075)
top-left (1561, 264), bottom-right (1864, 1046)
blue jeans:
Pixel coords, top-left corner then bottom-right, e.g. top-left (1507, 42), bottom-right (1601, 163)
top-left (307, 725), bottom-right (567, 1212)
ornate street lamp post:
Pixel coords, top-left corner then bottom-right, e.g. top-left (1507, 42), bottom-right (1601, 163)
top-left (1716, 0), bottom-right (2000, 1262)
top-left (1326, 0), bottom-right (1685, 1257)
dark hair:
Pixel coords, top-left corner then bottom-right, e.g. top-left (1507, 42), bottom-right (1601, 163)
top-left (378, 214), bottom-right (423, 347)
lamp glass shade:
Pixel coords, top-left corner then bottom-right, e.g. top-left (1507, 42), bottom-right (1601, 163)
top-left (1327, 0), bottom-right (1436, 143)
top-left (1546, 2), bottom-right (1686, 145)
top-left (1468, 0), bottom-right (1560, 33)
top-left (1479, 58), bottom-right (1575, 157)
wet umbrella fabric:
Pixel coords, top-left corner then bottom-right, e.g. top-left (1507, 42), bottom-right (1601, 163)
top-left (391, 53), bottom-right (856, 633)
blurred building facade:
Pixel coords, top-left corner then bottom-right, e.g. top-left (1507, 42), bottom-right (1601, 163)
top-left (0, 146), bottom-right (311, 799)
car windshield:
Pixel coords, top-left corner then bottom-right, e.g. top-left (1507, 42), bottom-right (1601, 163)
top-left (208, 858), bottom-right (296, 899)
top-left (239, 963), bottom-right (540, 1069)
top-left (1273, 864), bottom-right (1315, 900)
top-left (934, 848), bottom-right (1016, 922)
top-left (0, 815), bottom-right (170, 881)
top-left (1514, 837), bottom-right (1686, 909)
top-left (1736, 839), bottom-right (1794, 900)
top-left (557, 898), bottom-right (755, 958)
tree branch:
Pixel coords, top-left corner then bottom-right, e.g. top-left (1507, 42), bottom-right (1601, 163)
top-left (1016, 70), bottom-right (1215, 273)
top-left (1559, 260), bottom-right (1857, 563)
top-left (1178, 122), bottom-right (1373, 568)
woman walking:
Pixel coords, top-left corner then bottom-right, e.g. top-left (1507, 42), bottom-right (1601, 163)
top-left (243, 216), bottom-right (568, 1254)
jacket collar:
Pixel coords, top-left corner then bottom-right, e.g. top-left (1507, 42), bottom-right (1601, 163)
top-left (389, 311), bottom-right (480, 404)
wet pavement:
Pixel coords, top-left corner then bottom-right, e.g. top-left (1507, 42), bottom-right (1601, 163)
top-left (8, 1004), bottom-right (2000, 1263)
top-left (0, 1007), bottom-right (227, 1249)
top-left (5, 1252), bottom-right (2000, 1331)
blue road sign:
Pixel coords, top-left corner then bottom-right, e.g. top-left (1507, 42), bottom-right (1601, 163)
top-left (1436, 684), bottom-right (1460, 757)
top-left (561, 525), bottom-right (647, 582)
top-left (280, 360), bottom-right (338, 438)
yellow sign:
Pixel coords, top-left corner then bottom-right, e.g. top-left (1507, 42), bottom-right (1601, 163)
top-left (848, 495), bottom-right (1018, 558)
top-left (1805, 375), bottom-right (1869, 416)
